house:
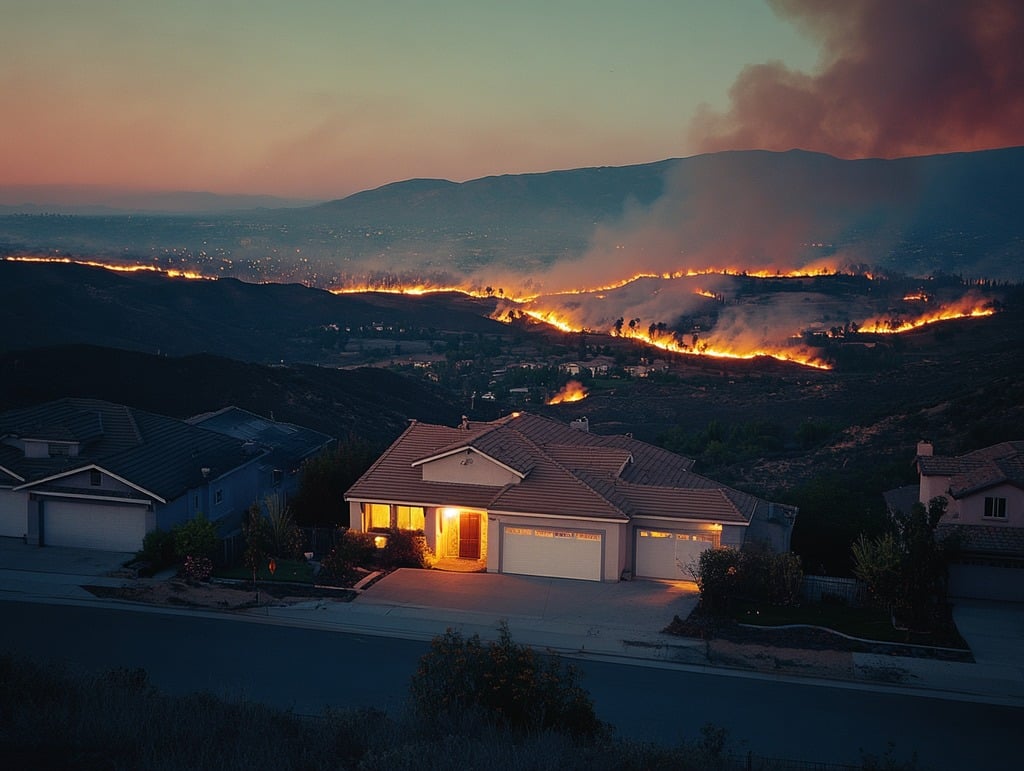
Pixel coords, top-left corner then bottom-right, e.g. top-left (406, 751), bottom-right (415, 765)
top-left (187, 406), bottom-right (334, 502)
top-left (345, 412), bottom-right (796, 582)
top-left (0, 398), bottom-right (322, 553)
top-left (915, 440), bottom-right (1024, 601)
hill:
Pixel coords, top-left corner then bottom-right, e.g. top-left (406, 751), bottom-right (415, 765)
top-left (0, 345), bottom-right (463, 443)
top-left (2, 147), bottom-right (1021, 282)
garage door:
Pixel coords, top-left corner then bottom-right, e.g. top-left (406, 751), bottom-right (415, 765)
top-left (0, 491), bottom-right (27, 538)
top-left (43, 499), bottom-right (148, 552)
top-left (635, 529), bottom-right (715, 580)
top-left (502, 526), bottom-right (603, 581)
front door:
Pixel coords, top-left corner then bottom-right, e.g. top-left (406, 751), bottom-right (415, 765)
top-left (458, 512), bottom-right (480, 559)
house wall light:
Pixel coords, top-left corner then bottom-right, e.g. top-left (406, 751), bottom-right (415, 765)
top-left (373, 535), bottom-right (388, 549)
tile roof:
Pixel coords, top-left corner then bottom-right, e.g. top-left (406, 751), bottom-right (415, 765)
top-left (346, 412), bottom-right (784, 526)
top-left (1, 398), bottom-right (257, 502)
top-left (937, 522), bottom-right (1024, 558)
top-left (919, 441), bottom-right (1024, 498)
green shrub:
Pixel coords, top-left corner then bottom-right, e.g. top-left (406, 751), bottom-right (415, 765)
top-left (137, 528), bottom-right (176, 572)
top-left (695, 545), bottom-right (803, 614)
top-left (379, 529), bottom-right (431, 569)
top-left (409, 622), bottom-right (604, 738)
top-left (695, 547), bottom-right (742, 614)
top-left (321, 529), bottom-right (377, 583)
top-left (172, 513), bottom-right (217, 561)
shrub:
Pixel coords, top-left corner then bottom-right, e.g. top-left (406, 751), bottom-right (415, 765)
top-left (263, 493), bottom-right (304, 559)
top-left (182, 555), bottom-right (214, 582)
top-left (137, 528), bottom-right (176, 572)
top-left (320, 530), bottom-right (377, 583)
top-left (379, 529), bottom-right (431, 570)
top-left (695, 547), bottom-right (742, 614)
top-left (173, 514), bottom-right (217, 561)
top-left (409, 622), bottom-right (604, 738)
top-left (695, 545), bottom-right (803, 614)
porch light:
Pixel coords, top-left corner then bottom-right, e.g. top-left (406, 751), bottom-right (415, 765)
top-left (442, 507), bottom-right (459, 519)
top-left (374, 535), bottom-right (388, 549)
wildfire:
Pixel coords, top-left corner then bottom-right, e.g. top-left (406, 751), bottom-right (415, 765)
top-left (547, 380), bottom-right (588, 404)
top-left (4, 255), bottom-right (209, 280)
top-left (860, 303), bottom-right (995, 333)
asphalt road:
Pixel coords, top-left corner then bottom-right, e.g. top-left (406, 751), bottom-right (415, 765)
top-left (4, 600), bottom-right (1021, 770)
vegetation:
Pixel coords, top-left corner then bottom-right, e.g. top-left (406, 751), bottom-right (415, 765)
top-left (290, 437), bottom-right (383, 526)
top-left (409, 622), bottom-right (604, 739)
top-left (694, 546), bottom-right (803, 615)
top-left (319, 528), bottom-right (431, 584)
top-left (853, 498), bottom-right (954, 632)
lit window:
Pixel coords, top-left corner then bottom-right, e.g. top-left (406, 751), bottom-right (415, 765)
top-left (396, 506), bottom-right (425, 531)
top-left (984, 497), bottom-right (1007, 519)
top-left (367, 503), bottom-right (391, 529)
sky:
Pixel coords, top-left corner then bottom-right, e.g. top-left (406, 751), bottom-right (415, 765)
top-left (2, 0), bottom-right (1022, 201)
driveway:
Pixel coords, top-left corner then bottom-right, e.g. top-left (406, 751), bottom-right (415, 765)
top-left (953, 599), bottom-right (1024, 666)
top-left (0, 536), bottom-right (133, 577)
top-left (355, 568), bottom-right (698, 634)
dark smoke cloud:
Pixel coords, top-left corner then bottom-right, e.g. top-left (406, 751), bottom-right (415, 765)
top-left (690, 0), bottom-right (1024, 159)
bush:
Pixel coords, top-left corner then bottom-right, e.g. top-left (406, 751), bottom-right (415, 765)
top-left (137, 528), bottom-right (176, 572)
top-left (409, 622), bottom-right (604, 738)
top-left (695, 545), bottom-right (803, 614)
top-left (320, 530), bottom-right (377, 583)
top-left (379, 529), bottom-right (431, 570)
top-left (182, 555), bottom-right (213, 582)
top-left (695, 547), bottom-right (742, 614)
top-left (173, 514), bottom-right (217, 561)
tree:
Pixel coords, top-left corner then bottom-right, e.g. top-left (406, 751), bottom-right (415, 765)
top-left (262, 492), bottom-right (303, 559)
top-left (289, 437), bottom-right (381, 526)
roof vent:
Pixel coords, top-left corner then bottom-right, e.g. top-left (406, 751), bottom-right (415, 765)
top-left (460, 415), bottom-right (469, 430)
top-left (570, 417), bottom-right (589, 432)
top-left (201, 467), bottom-right (211, 478)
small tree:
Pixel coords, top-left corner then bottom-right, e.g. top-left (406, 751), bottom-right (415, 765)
top-left (242, 502), bottom-right (270, 582)
top-left (262, 492), bottom-right (303, 559)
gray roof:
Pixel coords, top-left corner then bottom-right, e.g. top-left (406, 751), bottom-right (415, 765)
top-left (346, 412), bottom-right (788, 526)
top-left (937, 522), bottom-right (1024, 559)
top-left (919, 441), bottom-right (1024, 498)
top-left (188, 406), bottom-right (334, 473)
top-left (0, 398), bottom-right (257, 501)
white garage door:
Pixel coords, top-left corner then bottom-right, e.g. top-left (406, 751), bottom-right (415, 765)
top-left (0, 491), bottom-right (28, 538)
top-left (502, 526), bottom-right (603, 581)
top-left (635, 529), bottom-right (715, 580)
top-left (44, 499), bottom-right (148, 552)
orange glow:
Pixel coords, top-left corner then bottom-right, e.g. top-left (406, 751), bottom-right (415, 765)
top-left (902, 292), bottom-right (930, 302)
top-left (694, 288), bottom-right (718, 299)
top-left (4, 255), bottom-right (209, 280)
top-left (860, 301), bottom-right (995, 333)
top-left (547, 380), bottom-right (588, 404)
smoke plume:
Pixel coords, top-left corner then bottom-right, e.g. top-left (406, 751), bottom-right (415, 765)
top-left (689, 0), bottom-right (1024, 159)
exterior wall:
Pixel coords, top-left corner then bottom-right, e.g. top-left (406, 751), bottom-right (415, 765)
top-left (721, 524), bottom-right (745, 549)
top-left (58, 468), bottom-right (138, 496)
top-left (0, 489), bottom-right (28, 538)
top-left (420, 453), bottom-right (520, 487)
top-left (348, 500), bottom-right (363, 530)
top-left (955, 483), bottom-right (1024, 526)
top-left (919, 474), bottom-right (952, 510)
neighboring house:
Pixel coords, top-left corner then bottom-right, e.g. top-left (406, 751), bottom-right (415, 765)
top-left (0, 398), bottom-right (313, 553)
top-left (915, 440), bottom-right (1024, 601)
top-left (188, 406), bottom-right (334, 502)
top-left (345, 412), bottom-right (796, 582)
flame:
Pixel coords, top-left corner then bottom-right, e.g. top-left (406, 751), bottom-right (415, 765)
top-left (860, 302), bottom-right (995, 333)
top-left (547, 380), bottom-right (588, 404)
top-left (4, 255), bottom-right (209, 280)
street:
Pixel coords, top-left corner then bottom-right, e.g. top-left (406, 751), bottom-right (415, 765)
top-left (4, 599), bottom-right (1021, 769)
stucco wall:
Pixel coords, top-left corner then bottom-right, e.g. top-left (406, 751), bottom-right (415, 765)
top-left (0, 489), bottom-right (28, 538)
top-left (420, 452), bottom-right (520, 487)
top-left (955, 483), bottom-right (1023, 526)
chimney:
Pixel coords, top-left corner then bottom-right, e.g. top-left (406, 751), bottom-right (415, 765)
top-left (916, 441), bottom-right (933, 457)
top-left (459, 415), bottom-right (469, 430)
top-left (570, 416), bottom-right (589, 432)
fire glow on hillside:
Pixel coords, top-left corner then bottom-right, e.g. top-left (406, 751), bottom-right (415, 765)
top-left (547, 380), bottom-right (588, 404)
top-left (4, 255), bottom-right (209, 281)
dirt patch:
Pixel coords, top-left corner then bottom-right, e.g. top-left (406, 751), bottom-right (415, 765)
top-left (85, 579), bottom-right (356, 610)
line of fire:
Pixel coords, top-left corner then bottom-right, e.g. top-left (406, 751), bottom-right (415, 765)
top-left (5, 255), bottom-right (1002, 373)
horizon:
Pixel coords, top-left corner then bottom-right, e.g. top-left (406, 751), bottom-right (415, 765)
top-left (3, 1), bottom-right (1023, 203)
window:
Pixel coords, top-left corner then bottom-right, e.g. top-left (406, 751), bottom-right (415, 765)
top-left (984, 497), bottom-right (1007, 519)
top-left (214, 489), bottom-right (224, 506)
top-left (396, 505), bottom-right (425, 531)
top-left (367, 503), bottom-right (391, 529)
top-left (272, 469), bottom-right (283, 487)
top-left (90, 469), bottom-right (101, 486)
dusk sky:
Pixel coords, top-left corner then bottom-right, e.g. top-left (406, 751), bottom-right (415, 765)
top-left (2, 0), bottom-right (1021, 201)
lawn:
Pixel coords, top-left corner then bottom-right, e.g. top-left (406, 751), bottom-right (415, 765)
top-left (214, 558), bottom-right (314, 584)
top-left (731, 599), bottom-right (968, 649)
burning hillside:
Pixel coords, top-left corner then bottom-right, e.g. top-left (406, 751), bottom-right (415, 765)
top-left (547, 380), bottom-right (588, 404)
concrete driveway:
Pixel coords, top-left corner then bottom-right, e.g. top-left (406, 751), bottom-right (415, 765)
top-left (0, 536), bottom-right (133, 577)
top-left (953, 600), bottom-right (1024, 666)
top-left (355, 568), bottom-right (698, 635)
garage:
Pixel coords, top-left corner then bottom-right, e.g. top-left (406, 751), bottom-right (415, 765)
top-left (635, 529), bottom-right (716, 580)
top-left (501, 525), bottom-right (603, 581)
top-left (43, 498), bottom-right (149, 552)
top-left (0, 491), bottom-right (27, 538)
